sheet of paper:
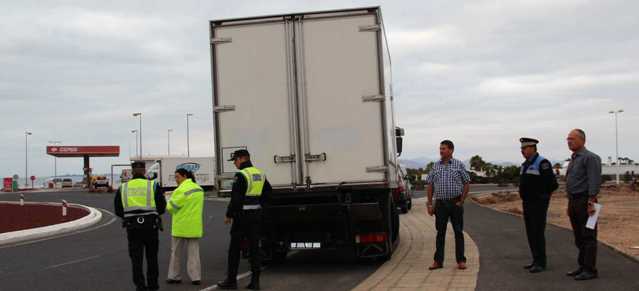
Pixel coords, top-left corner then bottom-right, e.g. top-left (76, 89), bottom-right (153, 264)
top-left (586, 203), bottom-right (602, 230)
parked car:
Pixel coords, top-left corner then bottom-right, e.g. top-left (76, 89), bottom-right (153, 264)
top-left (394, 168), bottom-right (413, 214)
top-left (61, 178), bottom-right (73, 188)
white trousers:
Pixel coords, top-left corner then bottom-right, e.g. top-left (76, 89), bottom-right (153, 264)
top-left (167, 237), bottom-right (201, 281)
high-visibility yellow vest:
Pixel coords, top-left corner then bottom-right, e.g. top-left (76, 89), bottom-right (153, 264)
top-left (239, 167), bottom-right (265, 197)
top-left (121, 178), bottom-right (157, 218)
top-left (167, 178), bottom-right (204, 238)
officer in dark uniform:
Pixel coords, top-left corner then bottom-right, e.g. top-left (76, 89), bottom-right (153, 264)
top-left (114, 161), bottom-right (166, 291)
top-left (519, 138), bottom-right (558, 273)
top-left (218, 150), bottom-right (272, 290)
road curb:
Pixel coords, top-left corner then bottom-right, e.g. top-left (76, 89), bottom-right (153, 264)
top-left (0, 202), bottom-right (102, 246)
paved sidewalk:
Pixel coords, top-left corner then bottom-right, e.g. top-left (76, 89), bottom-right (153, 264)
top-left (353, 198), bottom-right (479, 291)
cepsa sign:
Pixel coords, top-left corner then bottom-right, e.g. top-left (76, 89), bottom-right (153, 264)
top-left (46, 146), bottom-right (120, 157)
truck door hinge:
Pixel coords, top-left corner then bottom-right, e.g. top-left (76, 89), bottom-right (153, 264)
top-left (211, 37), bottom-right (232, 44)
top-left (305, 153), bottom-right (327, 162)
top-left (274, 154), bottom-right (295, 164)
top-left (359, 25), bottom-right (380, 32)
top-left (362, 95), bottom-right (385, 103)
top-left (366, 166), bottom-right (388, 173)
top-left (214, 105), bottom-right (236, 112)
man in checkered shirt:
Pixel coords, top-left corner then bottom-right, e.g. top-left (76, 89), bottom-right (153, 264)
top-left (426, 140), bottom-right (471, 271)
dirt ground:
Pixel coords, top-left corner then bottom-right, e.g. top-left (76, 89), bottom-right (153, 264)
top-left (0, 203), bottom-right (89, 233)
top-left (472, 184), bottom-right (639, 260)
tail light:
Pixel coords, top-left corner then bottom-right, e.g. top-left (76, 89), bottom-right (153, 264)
top-left (355, 233), bottom-right (388, 244)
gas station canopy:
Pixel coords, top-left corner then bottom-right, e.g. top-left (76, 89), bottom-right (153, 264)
top-left (46, 146), bottom-right (120, 157)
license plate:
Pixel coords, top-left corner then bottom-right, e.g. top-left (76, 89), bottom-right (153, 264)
top-left (290, 242), bottom-right (321, 249)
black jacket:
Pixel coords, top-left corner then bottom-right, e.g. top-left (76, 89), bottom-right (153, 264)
top-left (519, 154), bottom-right (558, 200)
top-left (226, 161), bottom-right (272, 219)
top-left (114, 175), bottom-right (167, 218)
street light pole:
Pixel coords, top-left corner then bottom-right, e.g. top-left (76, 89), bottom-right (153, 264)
top-left (25, 131), bottom-right (32, 187)
top-left (48, 140), bottom-right (62, 179)
top-left (133, 113), bottom-right (142, 158)
top-left (167, 128), bottom-right (173, 156)
top-left (131, 129), bottom-right (138, 159)
top-left (186, 113), bottom-right (193, 157)
top-left (609, 109), bottom-right (624, 185)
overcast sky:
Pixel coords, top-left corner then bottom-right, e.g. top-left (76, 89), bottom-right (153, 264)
top-left (1, 0), bottom-right (637, 178)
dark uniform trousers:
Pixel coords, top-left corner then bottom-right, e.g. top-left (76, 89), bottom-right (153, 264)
top-left (568, 195), bottom-right (598, 273)
top-left (434, 199), bottom-right (466, 264)
top-left (126, 226), bottom-right (159, 290)
top-left (522, 197), bottom-right (550, 267)
top-left (228, 210), bottom-right (262, 280)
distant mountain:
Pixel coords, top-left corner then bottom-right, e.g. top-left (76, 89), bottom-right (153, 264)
top-left (399, 157), bottom-right (435, 169)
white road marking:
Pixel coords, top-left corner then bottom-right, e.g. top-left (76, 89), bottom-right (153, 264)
top-left (199, 270), bottom-right (254, 291)
top-left (45, 255), bottom-right (102, 269)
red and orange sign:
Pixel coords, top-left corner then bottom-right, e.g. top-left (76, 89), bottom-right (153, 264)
top-left (46, 146), bottom-right (120, 157)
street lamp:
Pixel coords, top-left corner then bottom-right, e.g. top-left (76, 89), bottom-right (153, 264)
top-left (48, 140), bottom-right (62, 179)
top-left (167, 128), bottom-right (173, 156)
top-left (132, 112), bottom-right (142, 158)
top-left (131, 129), bottom-right (139, 159)
top-left (186, 113), bottom-right (193, 157)
top-left (609, 109), bottom-right (624, 185)
top-left (24, 131), bottom-right (32, 187)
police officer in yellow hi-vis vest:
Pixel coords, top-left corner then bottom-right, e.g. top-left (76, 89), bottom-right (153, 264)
top-left (166, 168), bottom-right (205, 286)
top-left (114, 161), bottom-right (166, 291)
top-left (218, 150), bottom-right (272, 290)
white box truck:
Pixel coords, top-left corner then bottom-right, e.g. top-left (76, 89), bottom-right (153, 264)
top-left (210, 7), bottom-right (403, 261)
top-left (141, 156), bottom-right (216, 190)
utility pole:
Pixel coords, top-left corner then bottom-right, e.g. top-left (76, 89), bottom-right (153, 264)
top-left (186, 113), bottom-right (193, 157)
top-left (131, 129), bottom-right (138, 159)
top-left (48, 140), bottom-right (62, 179)
top-left (133, 112), bottom-right (142, 158)
top-left (609, 109), bottom-right (624, 185)
top-left (24, 131), bottom-right (32, 187)
top-left (167, 128), bottom-right (173, 156)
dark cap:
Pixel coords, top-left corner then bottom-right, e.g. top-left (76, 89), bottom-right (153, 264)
top-left (519, 137), bottom-right (539, 148)
top-left (228, 149), bottom-right (250, 161)
top-left (131, 161), bottom-right (146, 169)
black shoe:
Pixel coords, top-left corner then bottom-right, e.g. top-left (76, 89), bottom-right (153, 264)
top-left (575, 270), bottom-right (598, 281)
top-left (566, 267), bottom-right (583, 277)
top-left (523, 262), bottom-right (535, 269)
top-left (192, 280), bottom-right (201, 285)
top-left (166, 279), bottom-right (182, 284)
top-left (217, 279), bottom-right (238, 290)
top-left (529, 265), bottom-right (545, 273)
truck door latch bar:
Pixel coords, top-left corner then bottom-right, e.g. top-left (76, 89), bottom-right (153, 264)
top-left (366, 166), bottom-right (388, 173)
top-left (214, 105), bottom-right (236, 112)
top-left (305, 153), bottom-right (327, 162)
top-left (210, 37), bottom-right (232, 44)
top-left (274, 154), bottom-right (295, 164)
top-left (359, 25), bottom-right (380, 32)
top-left (362, 95), bottom-right (385, 103)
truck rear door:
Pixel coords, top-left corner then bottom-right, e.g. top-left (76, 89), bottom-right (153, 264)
top-left (212, 20), bottom-right (298, 188)
top-left (298, 13), bottom-right (387, 185)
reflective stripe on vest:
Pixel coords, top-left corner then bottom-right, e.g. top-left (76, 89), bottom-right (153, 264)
top-left (239, 167), bottom-right (265, 197)
top-left (122, 179), bottom-right (158, 217)
top-left (521, 155), bottom-right (545, 176)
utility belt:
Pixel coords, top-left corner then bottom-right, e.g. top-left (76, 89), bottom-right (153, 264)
top-left (122, 214), bottom-right (163, 231)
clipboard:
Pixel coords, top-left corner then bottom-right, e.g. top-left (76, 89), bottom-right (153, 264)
top-left (586, 203), bottom-right (602, 230)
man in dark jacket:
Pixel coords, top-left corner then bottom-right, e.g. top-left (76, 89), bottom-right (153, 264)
top-left (519, 138), bottom-right (558, 273)
top-left (114, 161), bottom-right (166, 291)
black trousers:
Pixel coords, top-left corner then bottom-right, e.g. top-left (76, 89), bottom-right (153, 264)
top-left (434, 199), bottom-right (466, 264)
top-left (568, 196), bottom-right (598, 273)
top-left (522, 197), bottom-right (550, 267)
top-left (227, 210), bottom-right (262, 281)
top-left (126, 227), bottom-right (159, 290)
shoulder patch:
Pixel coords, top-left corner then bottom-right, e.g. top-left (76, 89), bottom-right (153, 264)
top-left (540, 161), bottom-right (551, 170)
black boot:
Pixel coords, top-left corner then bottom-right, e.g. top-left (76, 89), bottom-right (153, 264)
top-left (217, 278), bottom-right (238, 290)
top-left (246, 273), bottom-right (260, 290)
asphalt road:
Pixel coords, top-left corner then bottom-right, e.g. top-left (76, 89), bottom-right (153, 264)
top-left (465, 202), bottom-right (639, 291)
top-left (0, 191), bottom-right (380, 291)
